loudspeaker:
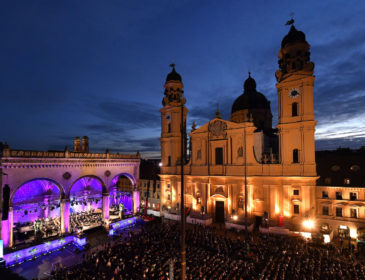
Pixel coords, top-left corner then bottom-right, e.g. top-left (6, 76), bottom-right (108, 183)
top-left (2, 184), bottom-right (10, 220)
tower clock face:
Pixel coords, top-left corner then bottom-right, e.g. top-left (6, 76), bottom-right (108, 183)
top-left (289, 88), bottom-right (301, 99)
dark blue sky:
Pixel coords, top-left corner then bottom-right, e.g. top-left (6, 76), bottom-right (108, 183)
top-left (1, 1), bottom-right (365, 158)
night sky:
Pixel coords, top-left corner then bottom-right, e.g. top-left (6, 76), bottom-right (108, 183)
top-left (1, 1), bottom-right (365, 158)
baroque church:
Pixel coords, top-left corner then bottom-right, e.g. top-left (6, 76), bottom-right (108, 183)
top-left (159, 23), bottom-right (317, 229)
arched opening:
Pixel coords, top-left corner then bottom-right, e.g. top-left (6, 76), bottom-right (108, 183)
top-left (109, 174), bottom-right (135, 220)
top-left (12, 178), bottom-right (64, 245)
top-left (69, 176), bottom-right (104, 233)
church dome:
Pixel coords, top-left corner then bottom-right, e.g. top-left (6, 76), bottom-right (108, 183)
top-left (230, 74), bottom-right (272, 129)
top-left (166, 66), bottom-right (182, 82)
top-left (281, 25), bottom-right (307, 48)
top-left (231, 75), bottom-right (270, 113)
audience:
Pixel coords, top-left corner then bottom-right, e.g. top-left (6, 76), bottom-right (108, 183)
top-left (47, 220), bottom-right (365, 280)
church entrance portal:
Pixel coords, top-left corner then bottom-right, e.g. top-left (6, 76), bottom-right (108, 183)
top-left (215, 201), bottom-right (225, 223)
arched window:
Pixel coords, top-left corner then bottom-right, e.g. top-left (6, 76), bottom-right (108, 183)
top-left (168, 156), bottom-right (171, 166)
top-left (293, 149), bottom-right (299, 163)
top-left (168, 123), bottom-right (171, 133)
top-left (292, 102), bottom-right (298, 117)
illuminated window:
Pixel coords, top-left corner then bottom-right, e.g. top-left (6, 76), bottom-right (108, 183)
top-left (350, 165), bottom-right (360, 172)
top-left (294, 204), bottom-right (299, 214)
top-left (322, 206), bottom-right (329, 215)
top-left (293, 189), bottom-right (299, 196)
top-left (292, 102), bottom-right (298, 117)
top-left (350, 192), bottom-right (357, 201)
top-left (336, 192), bottom-right (342, 200)
top-left (322, 191), bottom-right (328, 199)
top-left (344, 178), bottom-right (350, 185)
top-left (293, 149), bottom-right (299, 163)
top-left (331, 165), bottom-right (340, 172)
top-left (350, 208), bottom-right (357, 219)
top-left (336, 207), bottom-right (342, 217)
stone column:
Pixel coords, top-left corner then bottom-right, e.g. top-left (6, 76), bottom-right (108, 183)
top-left (102, 193), bottom-right (110, 228)
top-left (60, 198), bottom-right (70, 234)
top-left (133, 188), bottom-right (140, 214)
top-left (9, 207), bottom-right (13, 248)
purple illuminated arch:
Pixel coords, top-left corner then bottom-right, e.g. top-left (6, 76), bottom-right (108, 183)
top-left (11, 178), bottom-right (64, 223)
top-left (109, 173), bottom-right (136, 191)
top-left (69, 176), bottom-right (106, 197)
top-left (11, 178), bottom-right (65, 206)
top-left (109, 173), bottom-right (135, 212)
top-left (69, 176), bottom-right (105, 213)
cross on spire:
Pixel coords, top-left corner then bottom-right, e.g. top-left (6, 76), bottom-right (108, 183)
top-left (285, 12), bottom-right (295, 26)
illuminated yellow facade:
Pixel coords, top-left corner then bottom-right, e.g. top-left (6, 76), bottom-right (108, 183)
top-left (159, 24), bottom-right (365, 236)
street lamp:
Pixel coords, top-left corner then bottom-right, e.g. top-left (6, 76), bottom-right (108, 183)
top-left (302, 219), bottom-right (315, 230)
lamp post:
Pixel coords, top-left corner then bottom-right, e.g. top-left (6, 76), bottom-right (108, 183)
top-left (244, 128), bottom-right (248, 239)
top-left (180, 93), bottom-right (186, 280)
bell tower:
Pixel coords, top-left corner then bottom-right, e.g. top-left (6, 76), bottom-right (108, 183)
top-left (160, 64), bottom-right (187, 174)
top-left (276, 21), bottom-right (316, 176)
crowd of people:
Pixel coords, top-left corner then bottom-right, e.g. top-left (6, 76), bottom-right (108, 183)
top-left (47, 219), bottom-right (365, 280)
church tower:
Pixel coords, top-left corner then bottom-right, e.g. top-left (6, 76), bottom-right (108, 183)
top-left (160, 64), bottom-right (187, 174)
top-left (276, 22), bottom-right (317, 176)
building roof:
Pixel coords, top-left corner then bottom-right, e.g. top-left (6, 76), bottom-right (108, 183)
top-left (231, 74), bottom-right (271, 114)
top-left (165, 66), bottom-right (182, 82)
top-left (281, 25), bottom-right (307, 48)
top-left (316, 148), bottom-right (365, 187)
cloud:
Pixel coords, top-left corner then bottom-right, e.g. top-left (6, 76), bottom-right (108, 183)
top-left (91, 100), bottom-right (161, 128)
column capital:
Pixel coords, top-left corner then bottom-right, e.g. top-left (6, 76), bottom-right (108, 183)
top-left (61, 198), bottom-right (70, 203)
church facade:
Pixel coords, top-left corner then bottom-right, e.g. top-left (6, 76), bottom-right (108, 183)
top-left (159, 24), bottom-right (322, 230)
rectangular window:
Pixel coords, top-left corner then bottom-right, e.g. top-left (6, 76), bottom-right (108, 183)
top-left (322, 191), bottom-right (328, 199)
top-left (336, 192), bottom-right (342, 200)
top-left (168, 156), bottom-right (171, 166)
top-left (293, 189), bottom-right (299, 196)
top-left (215, 147), bottom-right (223, 165)
top-left (292, 102), bottom-right (298, 117)
top-left (336, 207), bottom-right (342, 217)
top-left (350, 192), bottom-right (357, 201)
top-left (293, 149), bottom-right (299, 163)
top-left (350, 208), bottom-right (357, 218)
top-left (322, 206), bottom-right (329, 215)
top-left (294, 204), bottom-right (299, 214)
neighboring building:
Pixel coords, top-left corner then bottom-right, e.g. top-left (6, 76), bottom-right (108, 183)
top-left (138, 159), bottom-right (161, 211)
top-left (316, 148), bottom-right (365, 238)
top-left (158, 23), bottom-right (365, 239)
